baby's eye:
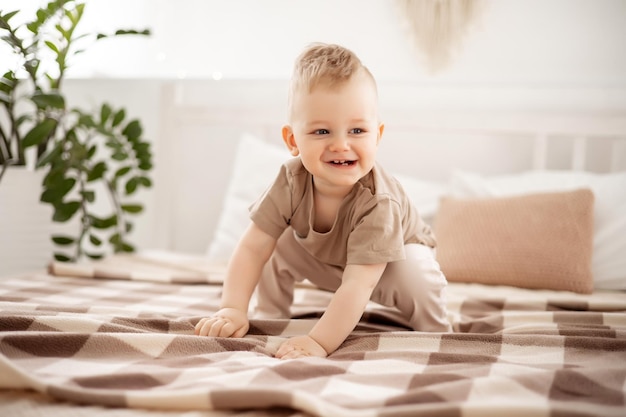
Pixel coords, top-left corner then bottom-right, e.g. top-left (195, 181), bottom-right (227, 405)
top-left (314, 129), bottom-right (330, 135)
top-left (350, 128), bottom-right (364, 134)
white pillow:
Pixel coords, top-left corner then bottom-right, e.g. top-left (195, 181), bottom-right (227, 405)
top-left (206, 134), bottom-right (289, 263)
top-left (207, 133), bottom-right (446, 263)
top-left (448, 170), bottom-right (626, 290)
top-left (393, 173), bottom-right (446, 224)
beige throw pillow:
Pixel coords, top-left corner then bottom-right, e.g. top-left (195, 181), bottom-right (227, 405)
top-left (434, 188), bottom-right (595, 294)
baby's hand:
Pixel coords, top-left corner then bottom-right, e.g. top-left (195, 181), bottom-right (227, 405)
top-left (195, 308), bottom-right (249, 338)
top-left (275, 335), bottom-right (328, 360)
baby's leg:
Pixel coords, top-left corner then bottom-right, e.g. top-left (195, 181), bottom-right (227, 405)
top-left (255, 230), bottom-right (342, 318)
top-left (371, 244), bottom-right (452, 332)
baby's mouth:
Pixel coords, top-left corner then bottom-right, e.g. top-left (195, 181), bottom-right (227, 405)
top-left (329, 160), bottom-right (356, 166)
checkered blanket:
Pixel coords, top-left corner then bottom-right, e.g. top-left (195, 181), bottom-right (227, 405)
top-left (1, 254), bottom-right (625, 417)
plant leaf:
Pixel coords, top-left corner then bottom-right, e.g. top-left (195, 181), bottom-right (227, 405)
top-left (125, 177), bottom-right (139, 195)
top-left (0, 10), bottom-right (20, 25)
top-left (120, 242), bottom-right (135, 252)
top-left (40, 177), bottom-right (76, 203)
top-left (122, 120), bottom-right (142, 141)
top-left (44, 40), bottom-right (59, 53)
top-left (0, 71), bottom-right (16, 93)
top-left (43, 167), bottom-right (65, 187)
top-left (111, 151), bottom-right (127, 161)
top-left (36, 142), bottom-right (63, 168)
top-left (114, 166), bottom-right (131, 178)
top-left (55, 23), bottom-right (70, 41)
top-left (52, 235), bottom-right (75, 245)
top-left (54, 253), bottom-right (72, 262)
top-left (22, 118), bottom-right (57, 148)
top-left (114, 29), bottom-right (151, 36)
top-left (112, 109), bottom-right (125, 127)
top-left (137, 176), bottom-right (152, 187)
top-left (89, 234), bottom-right (102, 246)
top-left (77, 113), bottom-right (96, 128)
top-left (86, 144), bottom-right (97, 159)
top-left (87, 161), bottom-right (106, 182)
top-left (89, 214), bottom-right (117, 229)
top-left (109, 233), bottom-right (121, 245)
top-left (138, 161), bottom-right (153, 171)
top-left (121, 204), bottom-right (142, 214)
top-left (81, 190), bottom-right (95, 203)
top-left (32, 93), bottom-right (65, 109)
top-left (100, 103), bottom-right (111, 124)
top-left (52, 201), bottom-right (81, 222)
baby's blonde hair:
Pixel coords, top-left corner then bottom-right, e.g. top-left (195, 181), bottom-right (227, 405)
top-left (287, 43), bottom-right (377, 118)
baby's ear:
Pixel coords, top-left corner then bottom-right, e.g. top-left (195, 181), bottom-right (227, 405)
top-left (282, 125), bottom-right (299, 156)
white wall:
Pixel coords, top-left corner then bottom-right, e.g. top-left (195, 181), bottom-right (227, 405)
top-left (2, 0), bottom-right (625, 85)
top-left (1, 0), bottom-right (625, 268)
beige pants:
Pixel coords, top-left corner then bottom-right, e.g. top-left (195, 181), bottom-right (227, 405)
top-left (255, 229), bottom-right (452, 332)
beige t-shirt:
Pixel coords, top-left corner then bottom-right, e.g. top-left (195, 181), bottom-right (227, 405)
top-left (249, 158), bottom-right (435, 267)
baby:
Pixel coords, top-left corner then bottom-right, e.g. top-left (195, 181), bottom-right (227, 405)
top-left (195, 43), bottom-right (451, 359)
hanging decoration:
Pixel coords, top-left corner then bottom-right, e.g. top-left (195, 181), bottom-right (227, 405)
top-left (396, 0), bottom-right (485, 73)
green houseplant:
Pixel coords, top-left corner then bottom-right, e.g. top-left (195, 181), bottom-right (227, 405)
top-left (0, 0), bottom-right (152, 262)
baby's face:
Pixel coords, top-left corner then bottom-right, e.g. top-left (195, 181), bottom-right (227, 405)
top-left (285, 73), bottom-right (383, 197)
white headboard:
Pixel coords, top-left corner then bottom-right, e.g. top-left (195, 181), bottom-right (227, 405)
top-left (154, 80), bottom-right (626, 253)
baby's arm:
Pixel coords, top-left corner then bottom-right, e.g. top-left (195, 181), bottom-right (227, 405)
top-left (195, 222), bottom-right (276, 338)
top-left (276, 262), bottom-right (386, 359)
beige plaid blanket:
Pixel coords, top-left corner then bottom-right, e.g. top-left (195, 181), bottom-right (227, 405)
top-left (1, 253), bottom-right (625, 417)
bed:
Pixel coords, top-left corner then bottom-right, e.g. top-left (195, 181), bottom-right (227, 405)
top-left (1, 80), bottom-right (625, 417)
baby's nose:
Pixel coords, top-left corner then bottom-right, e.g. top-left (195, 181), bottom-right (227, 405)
top-left (328, 134), bottom-right (350, 151)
